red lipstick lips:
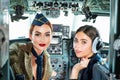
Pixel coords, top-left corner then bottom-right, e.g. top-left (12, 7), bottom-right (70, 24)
top-left (39, 44), bottom-right (46, 47)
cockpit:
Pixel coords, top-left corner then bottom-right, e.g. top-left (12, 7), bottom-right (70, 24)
top-left (0, 0), bottom-right (120, 80)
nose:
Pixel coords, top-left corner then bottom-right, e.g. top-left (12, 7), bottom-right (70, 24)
top-left (39, 36), bottom-right (46, 42)
top-left (73, 43), bottom-right (82, 50)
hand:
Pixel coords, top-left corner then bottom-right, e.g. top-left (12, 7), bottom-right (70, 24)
top-left (70, 58), bottom-right (90, 79)
top-left (73, 58), bottom-right (90, 73)
top-left (51, 70), bottom-right (57, 77)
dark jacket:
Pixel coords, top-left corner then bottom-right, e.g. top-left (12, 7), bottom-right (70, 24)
top-left (9, 42), bottom-right (53, 80)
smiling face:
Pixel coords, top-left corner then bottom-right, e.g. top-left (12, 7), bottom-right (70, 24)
top-left (29, 24), bottom-right (52, 54)
top-left (73, 31), bottom-right (93, 59)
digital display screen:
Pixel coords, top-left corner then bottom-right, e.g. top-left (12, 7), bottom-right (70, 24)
top-left (47, 36), bottom-right (62, 55)
top-left (53, 24), bottom-right (62, 32)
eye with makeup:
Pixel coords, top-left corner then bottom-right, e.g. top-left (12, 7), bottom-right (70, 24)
top-left (81, 40), bottom-right (87, 45)
top-left (34, 33), bottom-right (40, 36)
top-left (45, 33), bottom-right (51, 37)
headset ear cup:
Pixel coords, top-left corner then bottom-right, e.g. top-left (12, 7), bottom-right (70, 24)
top-left (96, 41), bottom-right (103, 51)
top-left (92, 37), bottom-right (103, 53)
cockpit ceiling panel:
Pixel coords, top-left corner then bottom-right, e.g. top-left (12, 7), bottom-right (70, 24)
top-left (28, 0), bottom-right (109, 14)
top-left (9, 0), bottom-right (110, 16)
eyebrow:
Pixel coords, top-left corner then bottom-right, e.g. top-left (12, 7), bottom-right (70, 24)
top-left (80, 39), bottom-right (87, 41)
top-left (74, 38), bottom-right (87, 41)
top-left (35, 31), bottom-right (51, 34)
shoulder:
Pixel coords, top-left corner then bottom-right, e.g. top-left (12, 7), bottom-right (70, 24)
top-left (9, 42), bottom-right (32, 52)
top-left (93, 53), bottom-right (103, 62)
top-left (9, 42), bottom-right (26, 59)
top-left (92, 53), bottom-right (109, 72)
top-left (9, 42), bottom-right (26, 50)
top-left (9, 42), bottom-right (32, 61)
top-left (92, 62), bottom-right (109, 80)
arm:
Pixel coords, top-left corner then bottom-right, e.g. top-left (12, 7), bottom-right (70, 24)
top-left (9, 42), bottom-right (26, 75)
top-left (70, 63), bottom-right (84, 79)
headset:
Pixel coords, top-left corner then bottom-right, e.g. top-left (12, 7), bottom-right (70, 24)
top-left (92, 37), bottom-right (103, 53)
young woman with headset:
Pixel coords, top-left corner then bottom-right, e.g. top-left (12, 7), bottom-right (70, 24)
top-left (70, 25), bottom-right (103, 80)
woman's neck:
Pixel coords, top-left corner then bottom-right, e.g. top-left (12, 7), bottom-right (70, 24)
top-left (33, 47), bottom-right (43, 56)
top-left (88, 53), bottom-right (94, 59)
top-left (86, 52), bottom-right (94, 59)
